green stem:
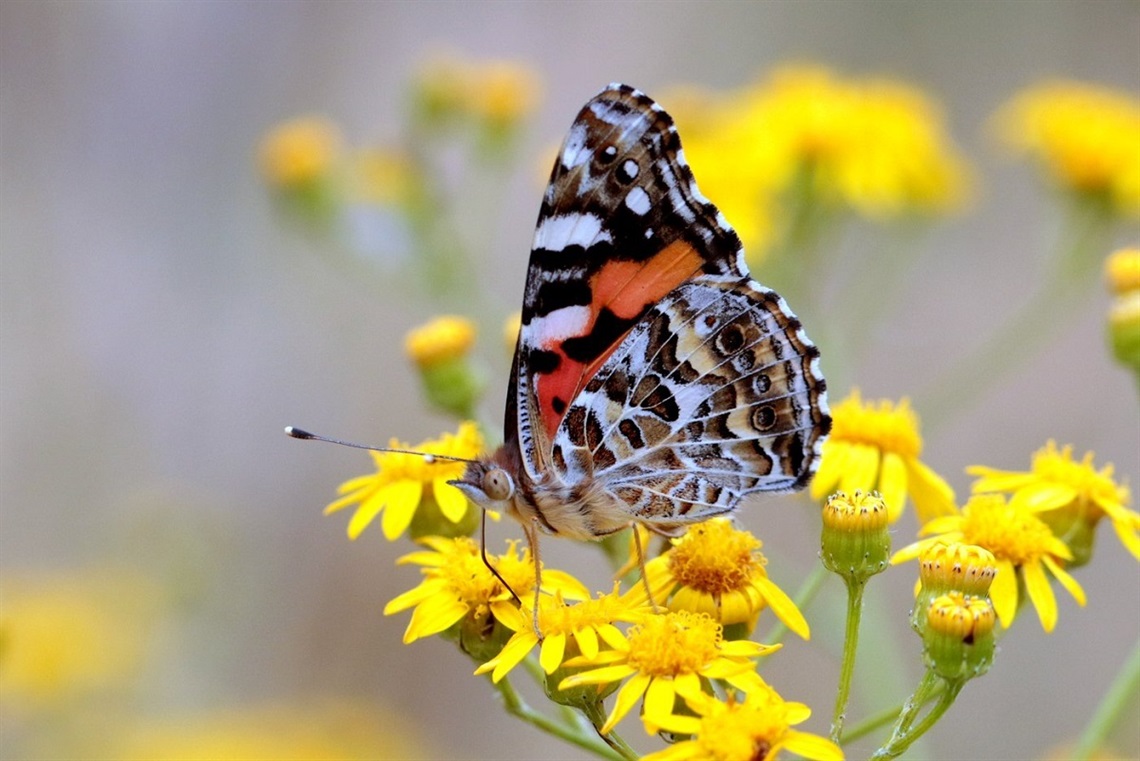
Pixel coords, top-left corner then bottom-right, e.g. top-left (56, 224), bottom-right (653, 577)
top-left (492, 675), bottom-right (625, 760)
top-left (830, 577), bottom-right (866, 742)
top-left (763, 563), bottom-right (829, 646)
top-left (579, 698), bottom-right (642, 761)
top-left (841, 679), bottom-right (950, 745)
top-left (871, 677), bottom-right (963, 760)
top-left (1072, 638), bottom-right (1140, 760)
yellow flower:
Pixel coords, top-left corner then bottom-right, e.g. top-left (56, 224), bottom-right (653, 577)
top-left (558, 610), bottom-right (777, 734)
top-left (258, 116), bottom-right (342, 188)
top-left (324, 422), bottom-right (484, 540)
top-left (994, 80), bottom-right (1140, 216)
top-left (404, 315), bottom-right (477, 368)
top-left (760, 65), bottom-right (971, 217)
top-left (635, 519), bottom-right (810, 638)
top-left (968, 441), bottom-right (1138, 563)
top-left (893, 494), bottom-right (1086, 632)
top-left (414, 53), bottom-right (540, 129)
top-left (474, 585), bottom-right (644, 683)
top-left (1106, 247), bottom-right (1140, 295)
top-left (811, 389), bottom-right (956, 524)
top-left (352, 148), bottom-right (417, 207)
top-left (384, 536), bottom-right (588, 646)
top-left (0, 569), bottom-right (160, 708)
top-left (643, 685), bottom-right (844, 761)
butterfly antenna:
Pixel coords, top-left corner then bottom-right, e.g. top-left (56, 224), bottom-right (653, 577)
top-left (284, 426), bottom-right (477, 464)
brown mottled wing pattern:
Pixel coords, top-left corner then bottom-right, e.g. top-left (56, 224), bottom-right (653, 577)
top-left (508, 84), bottom-right (748, 481)
top-left (550, 278), bottom-right (830, 534)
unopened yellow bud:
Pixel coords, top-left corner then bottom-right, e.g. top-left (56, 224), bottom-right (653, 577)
top-left (1105, 247), bottom-right (1140, 295)
top-left (259, 116), bottom-right (342, 189)
top-left (404, 317), bottom-right (482, 419)
top-left (923, 592), bottom-right (996, 681)
top-left (821, 491), bottom-right (892, 583)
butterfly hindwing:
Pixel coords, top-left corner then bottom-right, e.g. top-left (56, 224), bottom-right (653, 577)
top-left (513, 84), bottom-right (748, 478)
top-left (550, 277), bottom-right (829, 534)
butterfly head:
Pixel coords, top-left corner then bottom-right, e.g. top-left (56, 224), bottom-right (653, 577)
top-left (449, 460), bottom-right (516, 510)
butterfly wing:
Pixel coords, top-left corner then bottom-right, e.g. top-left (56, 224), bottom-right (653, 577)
top-left (552, 278), bottom-right (829, 534)
top-left (510, 83), bottom-right (750, 480)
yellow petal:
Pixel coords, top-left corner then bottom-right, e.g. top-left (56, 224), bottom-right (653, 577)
top-left (672, 671), bottom-right (703, 703)
top-left (1022, 559), bottom-right (1058, 632)
top-left (433, 478), bottom-right (469, 523)
top-left (600, 673), bottom-right (651, 734)
top-left (1042, 556), bottom-right (1087, 607)
top-left (811, 441), bottom-right (850, 499)
top-left (1110, 516), bottom-right (1140, 560)
top-left (966, 467), bottom-right (1035, 494)
top-left (642, 677), bottom-right (678, 733)
top-left (379, 480), bottom-right (423, 540)
top-left (780, 730), bottom-right (846, 761)
top-left (559, 664), bottom-right (635, 689)
top-left (990, 559), bottom-right (1019, 628)
top-left (383, 582), bottom-right (438, 615)
top-left (490, 631), bottom-right (539, 683)
top-left (841, 444), bottom-right (880, 495)
top-left (905, 458), bottom-right (957, 525)
top-left (879, 452), bottom-right (908, 522)
top-left (404, 595), bottom-right (468, 643)
top-left (754, 575), bottom-right (810, 640)
top-left (1011, 482), bottom-right (1077, 512)
top-left (539, 632), bottom-right (566, 674)
top-left (573, 625), bottom-right (599, 660)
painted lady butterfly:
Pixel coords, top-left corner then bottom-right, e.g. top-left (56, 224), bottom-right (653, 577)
top-left (450, 84), bottom-right (831, 614)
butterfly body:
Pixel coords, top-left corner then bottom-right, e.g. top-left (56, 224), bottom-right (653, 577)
top-left (452, 84), bottom-right (829, 570)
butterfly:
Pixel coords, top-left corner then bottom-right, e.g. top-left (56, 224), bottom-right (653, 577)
top-left (449, 83), bottom-right (831, 625)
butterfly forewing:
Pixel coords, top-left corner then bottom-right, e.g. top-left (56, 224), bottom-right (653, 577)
top-left (514, 84), bottom-right (751, 480)
top-left (500, 82), bottom-right (829, 542)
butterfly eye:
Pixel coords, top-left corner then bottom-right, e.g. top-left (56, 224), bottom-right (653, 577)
top-left (482, 468), bottom-right (514, 501)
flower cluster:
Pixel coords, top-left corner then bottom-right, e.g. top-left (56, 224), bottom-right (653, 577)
top-left (282, 62), bottom-right (1139, 761)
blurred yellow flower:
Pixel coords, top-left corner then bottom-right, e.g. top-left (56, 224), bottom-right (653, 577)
top-left (668, 64), bottom-right (970, 258)
top-left (384, 536), bottom-right (587, 645)
top-left (643, 685), bottom-right (843, 761)
top-left (0, 569), bottom-right (159, 708)
top-left (1105, 247), bottom-right (1140, 295)
top-left (352, 148), bottom-right (417, 207)
top-left (414, 53), bottom-right (540, 129)
top-left (324, 421), bottom-right (484, 540)
top-left (404, 315), bottom-right (477, 367)
top-left (559, 610), bottom-right (776, 734)
top-left (994, 80), bottom-right (1140, 216)
top-left (968, 440), bottom-right (1138, 562)
top-left (894, 494), bottom-right (1086, 632)
top-left (258, 116), bottom-right (342, 188)
top-left (634, 518), bottom-right (810, 638)
top-left (811, 389), bottom-right (956, 524)
top-left (759, 65), bottom-right (971, 218)
top-left (117, 699), bottom-right (428, 761)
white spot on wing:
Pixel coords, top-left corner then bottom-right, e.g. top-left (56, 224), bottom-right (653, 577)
top-left (527, 305), bottom-right (592, 347)
top-left (624, 186), bottom-right (651, 215)
top-left (534, 212), bottom-right (612, 251)
top-left (560, 124), bottom-right (590, 169)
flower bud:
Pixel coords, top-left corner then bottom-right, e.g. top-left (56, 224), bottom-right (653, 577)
top-left (821, 491), bottom-right (891, 583)
top-left (922, 592), bottom-right (996, 681)
top-left (912, 542), bottom-right (996, 632)
top-left (404, 316), bottom-right (483, 419)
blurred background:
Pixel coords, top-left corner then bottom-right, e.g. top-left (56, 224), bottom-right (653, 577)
top-left (2, 2), bottom-right (1138, 759)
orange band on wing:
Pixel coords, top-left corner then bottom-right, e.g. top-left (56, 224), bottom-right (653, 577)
top-left (591, 240), bottom-right (704, 319)
top-left (536, 241), bottom-right (704, 439)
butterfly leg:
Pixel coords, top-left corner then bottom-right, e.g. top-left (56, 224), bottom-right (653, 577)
top-left (479, 510), bottom-right (522, 605)
top-left (631, 523), bottom-right (661, 613)
top-left (523, 517), bottom-right (544, 641)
